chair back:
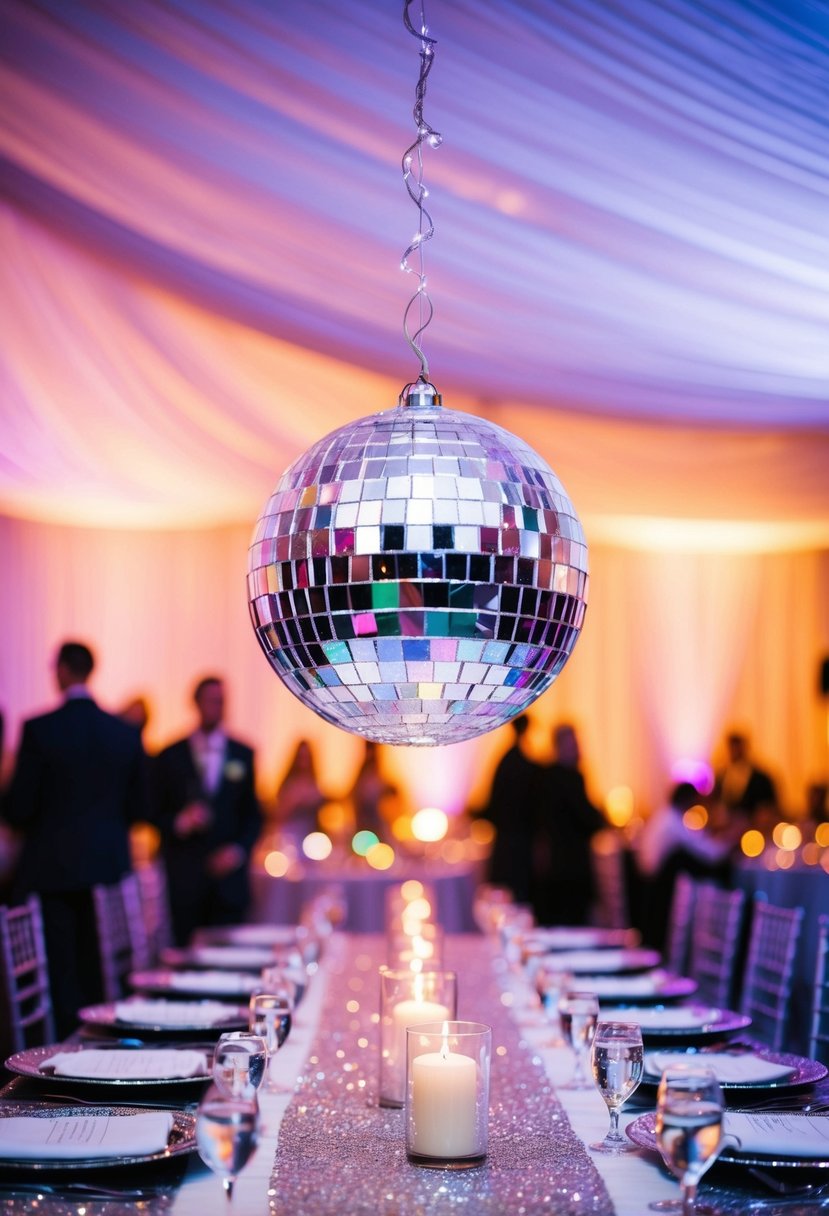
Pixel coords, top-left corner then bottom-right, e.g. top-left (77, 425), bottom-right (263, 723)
top-left (0, 895), bottom-right (55, 1055)
top-left (134, 860), bottom-right (174, 964)
top-left (93, 873), bottom-right (151, 1001)
top-left (687, 882), bottom-right (746, 1008)
top-left (739, 896), bottom-right (803, 1050)
top-left (809, 914), bottom-right (829, 1063)
top-left (663, 872), bottom-right (696, 976)
top-left (590, 831), bottom-right (629, 928)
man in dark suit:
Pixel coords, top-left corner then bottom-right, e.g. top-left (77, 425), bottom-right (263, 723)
top-left (3, 641), bottom-right (148, 1035)
top-left (151, 676), bottom-right (261, 945)
top-left (714, 730), bottom-right (778, 829)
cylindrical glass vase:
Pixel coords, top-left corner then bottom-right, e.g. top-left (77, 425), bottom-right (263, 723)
top-left (387, 923), bottom-right (444, 970)
top-left (379, 968), bottom-right (457, 1108)
top-left (405, 1020), bottom-right (491, 1168)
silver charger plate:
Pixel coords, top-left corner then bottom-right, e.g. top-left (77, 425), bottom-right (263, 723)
top-left (602, 1005), bottom-right (753, 1044)
top-left (0, 1101), bottom-right (196, 1171)
top-left (78, 1001), bottom-right (247, 1033)
top-left (626, 1110), bottom-right (829, 1171)
top-left (5, 1043), bottom-right (212, 1086)
top-left (545, 946), bottom-right (662, 974)
top-left (641, 1048), bottom-right (827, 1092)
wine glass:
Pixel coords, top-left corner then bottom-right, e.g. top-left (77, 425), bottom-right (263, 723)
top-left (649, 1066), bottom-right (724, 1215)
top-left (557, 990), bottom-right (599, 1089)
top-left (249, 992), bottom-right (292, 1092)
top-left (212, 1032), bottom-right (268, 1100)
top-left (534, 965), bottom-right (573, 1046)
top-left (195, 1088), bottom-right (259, 1201)
top-left (589, 1021), bottom-right (643, 1153)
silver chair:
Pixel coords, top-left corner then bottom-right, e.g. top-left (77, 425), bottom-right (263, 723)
top-left (134, 859), bottom-right (174, 965)
top-left (663, 872), bottom-right (696, 976)
top-left (93, 872), bottom-right (151, 1001)
top-left (0, 895), bottom-right (55, 1055)
top-left (590, 830), bottom-right (629, 928)
top-left (739, 896), bottom-right (803, 1051)
top-left (809, 914), bottom-right (829, 1063)
top-left (687, 882), bottom-right (746, 1008)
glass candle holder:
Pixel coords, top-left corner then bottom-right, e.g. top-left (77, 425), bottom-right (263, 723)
top-left (387, 923), bottom-right (444, 970)
top-left (405, 1020), bottom-right (491, 1168)
top-left (384, 881), bottom-right (436, 931)
top-left (379, 968), bottom-right (457, 1108)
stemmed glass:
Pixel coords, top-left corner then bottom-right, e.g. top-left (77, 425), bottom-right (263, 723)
top-left (249, 992), bottom-right (292, 1093)
top-left (649, 1066), bottom-right (724, 1215)
top-left (589, 1021), bottom-right (643, 1153)
top-left (195, 1087), bottom-right (259, 1202)
top-left (212, 1031), bottom-right (268, 1100)
top-left (557, 990), bottom-right (599, 1089)
top-left (534, 965), bottom-right (573, 1046)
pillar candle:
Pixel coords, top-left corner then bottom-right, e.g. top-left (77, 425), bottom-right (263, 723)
top-left (391, 997), bottom-right (451, 1074)
top-left (410, 1045), bottom-right (478, 1158)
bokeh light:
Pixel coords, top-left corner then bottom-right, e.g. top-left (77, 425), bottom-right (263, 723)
top-left (816, 823), bottom-right (829, 848)
top-left (302, 831), bottom-right (333, 861)
top-left (605, 786), bottom-right (634, 828)
top-left (366, 842), bottom-right (395, 870)
top-left (352, 830), bottom-right (379, 857)
top-left (411, 807), bottom-right (449, 842)
top-left (470, 819), bottom-right (495, 846)
top-left (682, 804), bottom-right (708, 831)
top-left (400, 880), bottom-right (424, 901)
top-left (740, 829), bottom-right (765, 859)
top-left (772, 823), bottom-right (802, 851)
top-left (264, 849), bottom-right (291, 877)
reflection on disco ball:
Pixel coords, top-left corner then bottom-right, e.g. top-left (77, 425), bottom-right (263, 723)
top-left (248, 385), bottom-right (588, 745)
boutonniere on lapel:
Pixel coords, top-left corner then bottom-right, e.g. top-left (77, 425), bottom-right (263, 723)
top-left (223, 759), bottom-right (246, 782)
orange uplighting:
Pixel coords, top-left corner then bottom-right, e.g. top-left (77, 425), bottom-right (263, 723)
top-left (772, 823), bottom-right (802, 851)
top-left (264, 849), bottom-right (290, 877)
top-left (740, 830), bottom-right (765, 859)
top-left (411, 807), bottom-right (449, 843)
top-left (366, 842), bottom-right (395, 870)
top-left (605, 786), bottom-right (634, 828)
top-left (302, 832), bottom-right (333, 861)
top-left (682, 805), bottom-right (709, 831)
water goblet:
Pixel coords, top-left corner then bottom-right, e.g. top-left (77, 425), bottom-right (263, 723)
top-left (195, 1087), bottom-right (259, 1202)
top-left (534, 965), bottom-right (573, 1046)
top-left (649, 1066), bottom-right (724, 1215)
top-left (249, 991), bottom-right (293, 1093)
top-left (589, 1021), bottom-right (643, 1153)
top-left (212, 1031), bottom-right (267, 1100)
top-left (557, 990), bottom-right (599, 1089)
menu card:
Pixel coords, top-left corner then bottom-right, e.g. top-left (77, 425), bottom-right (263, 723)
top-left (115, 998), bottom-right (238, 1027)
top-left (192, 945), bottom-right (274, 969)
top-left (645, 1051), bottom-right (795, 1085)
top-left (42, 1048), bottom-right (208, 1080)
top-left (0, 1112), bottom-right (173, 1160)
top-left (602, 1006), bottom-right (717, 1029)
top-left (168, 969), bottom-right (258, 993)
top-left (723, 1111), bottom-right (829, 1158)
top-left (582, 972), bottom-right (664, 998)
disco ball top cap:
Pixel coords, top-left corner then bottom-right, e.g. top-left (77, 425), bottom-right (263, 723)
top-left (248, 392), bottom-right (588, 746)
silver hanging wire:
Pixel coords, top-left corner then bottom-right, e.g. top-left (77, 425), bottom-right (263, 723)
top-left (401, 0), bottom-right (442, 385)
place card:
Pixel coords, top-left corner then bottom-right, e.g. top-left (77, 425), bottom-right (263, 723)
top-left (0, 1112), bottom-right (173, 1160)
top-left (646, 1051), bottom-right (795, 1085)
top-left (168, 970), bottom-right (258, 993)
top-left (41, 1049), bottom-right (208, 1080)
top-left (115, 998), bottom-right (238, 1027)
top-left (723, 1111), bottom-right (829, 1157)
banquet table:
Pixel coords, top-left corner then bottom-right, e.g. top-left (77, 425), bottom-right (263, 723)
top-left (1, 935), bottom-right (822, 1215)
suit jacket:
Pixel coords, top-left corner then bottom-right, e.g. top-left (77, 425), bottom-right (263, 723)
top-left (3, 697), bottom-right (148, 895)
top-left (151, 735), bottom-right (261, 911)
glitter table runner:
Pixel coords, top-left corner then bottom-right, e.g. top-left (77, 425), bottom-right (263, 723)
top-left (270, 935), bottom-right (615, 1215)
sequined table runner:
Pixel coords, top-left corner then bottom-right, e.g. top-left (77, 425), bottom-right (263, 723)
top-left (270, 935), bottom-right (615, 1215)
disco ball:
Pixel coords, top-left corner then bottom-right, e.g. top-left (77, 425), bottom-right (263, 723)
top-left (248, 383), bottom-right (588, 745)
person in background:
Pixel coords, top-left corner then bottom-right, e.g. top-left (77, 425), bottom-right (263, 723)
top-left (348, 740), bottom-right (397, 842)
top-left (531, 723), bottom-right (606, 926)
top-left (118, 696), bottom-right (151, 738)
top-left (274, 738), bottom-right (326, 846)
top-left (713, 730), bottom-right (778, 831)
top-left (483, 714), bottom-right (541, 903)
top-left (635, 781), bottom-right (736, 950)
top-left (151, 676), bottom-right (262, 945)
top-left (2, 641), bottom-right (148, 1035)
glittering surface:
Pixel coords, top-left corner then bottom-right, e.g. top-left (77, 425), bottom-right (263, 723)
top-left (269, 936), bottom-right (613, 1214)
top-left (249, 396), bottom-right (588, 745)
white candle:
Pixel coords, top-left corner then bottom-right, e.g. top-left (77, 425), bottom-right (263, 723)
top-left (411, 1042), bottom-right (478, 1158)
top-left (390, 997), bottom-right (451, 1076)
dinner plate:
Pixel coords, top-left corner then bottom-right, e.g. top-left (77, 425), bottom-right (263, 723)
top-left (130, 968), bottom-right (261, 997)
top-left (5, 1043), bottom-right (212, 1086)
top-left (642, 1047), bottom-right (826, 1091)
top-left (79, 999), bottom-right (248, 1033)
top-left (626, 1110), bottom-right (829, 1171)
top-left (0, 1102), bottom-right (196, 1171)
top-left (523, 927), bottom-right (640, 952)
top-left (580, 971), bottom-right (697, 1004)
top-left (160, 944), bottom-right (277, 971)
top-left (600, 1004), bottom-right (752, 1044)
top-left (192, 924), bottom-right (302, 948)
top-left (545, 947), bottom-right (661, 974)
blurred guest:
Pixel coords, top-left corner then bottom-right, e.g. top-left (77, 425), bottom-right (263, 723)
top-left (531, 723), bottom-right (605, 926)
top-left (483, 714), bottom-right (541, 903)
top-left (635, 782), bottom-right (736, 950)
top-left (118, 696), bottom-right (150, 738)
top-left (714, 730), bottom-right (778, 829)
top-left (2, 641), bottom-right (148, 1035)
top-left (348, 740), bottom-right (397, 842)
top-left (275, 739), bottom-right (326, 846)
top-left (151, 676), bottom-right (261, 945)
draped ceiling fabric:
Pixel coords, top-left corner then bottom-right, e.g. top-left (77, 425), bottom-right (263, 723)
top-left (1, 1), bottom-right (828, 813)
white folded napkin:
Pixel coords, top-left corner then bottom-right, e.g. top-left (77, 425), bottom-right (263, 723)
top-left (192, 946), bottom-right (274, 969)
top-left (168, 969), bottom-right (258, 994)
top-left (602, 1006), bottom-right (718, 1029)
top-left (645, 1051), bottom-right (795, 1085)
top-left (581, 972), bottom-right (664, 998)
top-left (723, 1111), bottom-right (829, 1158)
top-left (0, 1112), bottom-right (173, 1160)
top-left (115, 998), bottom-right (238, 1027)
top-left (41, 1048), bottom-right (208, 1080)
